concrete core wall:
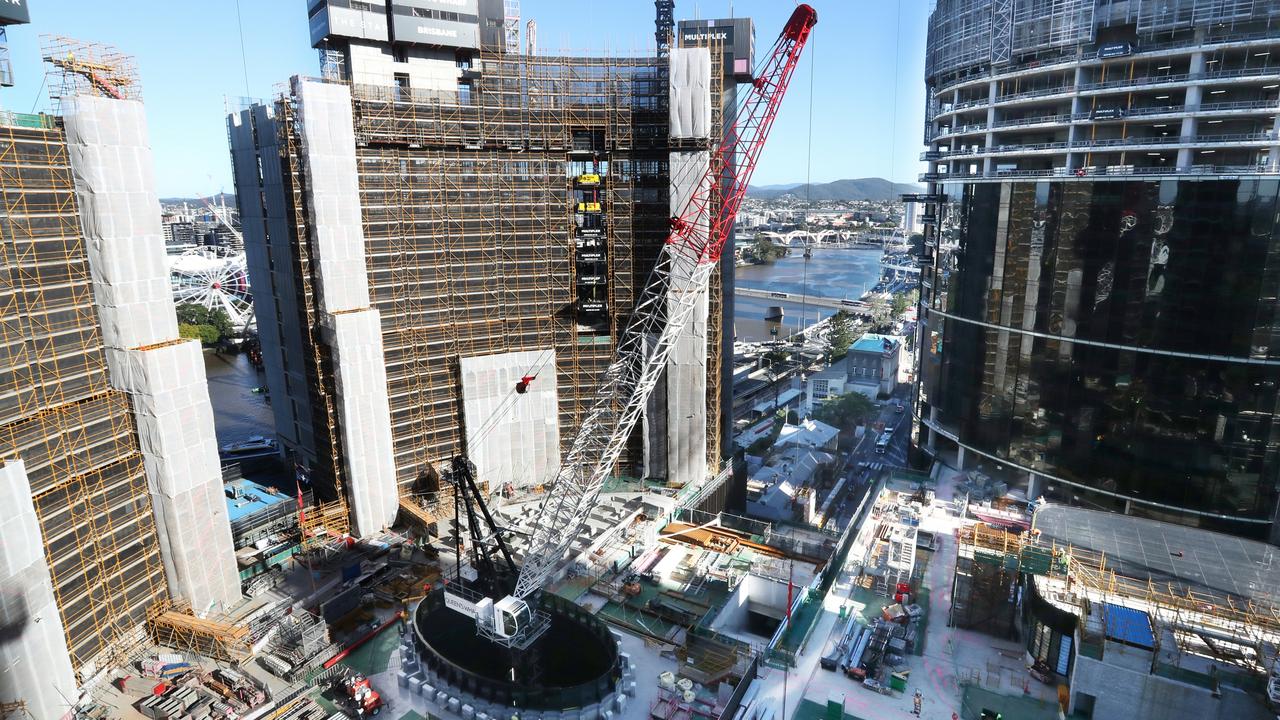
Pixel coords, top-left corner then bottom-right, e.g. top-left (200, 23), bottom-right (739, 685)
top-left (664, 46), bottom-right (713, 488)
top-left (0, 459), bottom-right (78, 720)
top-left (62, 94), bottom-right (240, 612)
top-left (295, 78), bottom-right (398, 536)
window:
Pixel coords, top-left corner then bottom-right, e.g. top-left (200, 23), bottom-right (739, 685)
top-left (393, 45), bottom-right (407, 63)
top-left (393, 72), bottom-right (410, 100)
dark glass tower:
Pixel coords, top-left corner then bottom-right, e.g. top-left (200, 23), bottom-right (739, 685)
top-left (915, 0), bottom-right (1280, 541)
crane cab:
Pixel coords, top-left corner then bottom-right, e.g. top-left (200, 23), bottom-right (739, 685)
top-left (487, 596), bottom-right (531, 639)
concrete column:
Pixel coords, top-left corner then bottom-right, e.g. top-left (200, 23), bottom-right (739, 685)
top-left (1178, 53), bottom-right (1206, 168)
top-left (1027, 472), bottom-right (1043, 501)
top-left (63, 94), bottom-right (240, 611)
top-left (295, 78), bottom-right (398, 536)
top-left (0, 460), bottom-right (79, 720)
top-left (663, 47), bottom-right (713, 487)
top-left (1269, 115), bottom-right (1280, 170)
top-left (956, 445), bottom-right (967, 470)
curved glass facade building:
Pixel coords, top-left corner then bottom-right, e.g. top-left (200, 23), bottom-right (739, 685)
top-left (916, 0), bottom-right (1280, 540)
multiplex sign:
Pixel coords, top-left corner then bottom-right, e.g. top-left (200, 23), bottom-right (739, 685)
top-left (0, 0), bottom-right (29, 25)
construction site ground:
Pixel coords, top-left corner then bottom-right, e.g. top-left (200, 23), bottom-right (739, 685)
top-left (747, 462), bottom-right (1077, 720)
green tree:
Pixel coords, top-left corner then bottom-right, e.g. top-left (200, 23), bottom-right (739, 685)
top-left (909, 232), bottom-right (925, 256)
top-left (751, 234), bottom-right (787, 263)
top-left (206, 307), bottom-right (234, 339)
top-left (179, 323), bottom-right (220, 345)
top-left (813, 392), bottom-right (877, 432)
top-left (891, 292), bottom-right (910, 318)
top-left (823, 310), bottom-right (857, 362)
top-left (867, 296), bottom-right (893, 332)
top-left (175, 302), bottom-right (210, 326)
top-left (764, 348), bottom-right (791, 366)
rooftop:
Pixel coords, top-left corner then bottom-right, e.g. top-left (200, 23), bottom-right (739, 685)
top-left (849, 334), bottom-right (899, 355)
top-left (777, 418), bottom-right (839, 449)
top-left (224, 478), bottom-right (291, 523)
top-left (1033, 505), bottom-right (1280, 607)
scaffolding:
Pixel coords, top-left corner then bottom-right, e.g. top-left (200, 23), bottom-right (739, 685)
top-left (951, 521), bottom-right (1280, 674)
top-left (248, 47), bottom-right (714, 515)
top-left (39, 35), bottom-right (140, 109)
top-left (0, 118), bottom-right (168, 678)
top-left (146, 599), bottom-right (251, 663)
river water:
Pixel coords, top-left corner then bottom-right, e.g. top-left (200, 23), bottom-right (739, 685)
top-left (204, 351), bottom-right (274, 445)
top-left (733, 246), bottom-right (883, 341)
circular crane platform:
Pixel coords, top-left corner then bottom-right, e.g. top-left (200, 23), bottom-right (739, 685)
top-left (412, 589), bottom-right (622, 711)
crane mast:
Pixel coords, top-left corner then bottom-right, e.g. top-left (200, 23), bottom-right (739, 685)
top-left (459, 4), bottom-right (817, 648)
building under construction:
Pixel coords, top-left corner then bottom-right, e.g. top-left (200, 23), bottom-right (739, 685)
top-left (0, 33), bottom-right (240, 720)
top-left (950, 506), bottom-right (1280, 719)
top-left (230, 1), bottom-right (753, 537)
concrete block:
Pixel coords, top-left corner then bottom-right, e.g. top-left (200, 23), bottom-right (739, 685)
top-left (435, 691), bottom-right (449, 705)
top-left (421, 682), bottom-right (435, 698)
top-left (397, 671), bottom-right (409, 688)
top-left (462, 704), bottom-right (475, 720)
top-left (408, 677), bottom-right (422, 695)
top-left (449, 697), bottom-right (462, 713)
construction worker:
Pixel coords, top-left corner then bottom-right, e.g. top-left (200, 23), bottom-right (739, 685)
top-left (912, 689), bottom-right (923, 716)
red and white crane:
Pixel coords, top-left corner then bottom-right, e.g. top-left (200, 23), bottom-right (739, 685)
top-left (452, 4), bottom-right (818, 647)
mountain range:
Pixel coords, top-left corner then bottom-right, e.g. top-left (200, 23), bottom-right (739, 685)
top-left (746, 177), bottom-right (920, 202)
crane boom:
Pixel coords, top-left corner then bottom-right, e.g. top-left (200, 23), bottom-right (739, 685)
top-left (499, 6), bottom-right (817, 627)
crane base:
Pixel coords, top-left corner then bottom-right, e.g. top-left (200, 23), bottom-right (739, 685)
top-left (413, 588), bottom-right (622, 710)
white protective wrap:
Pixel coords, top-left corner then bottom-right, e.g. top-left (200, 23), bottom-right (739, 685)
top-left (323, 309), bottom-right (398, 536)
top-left (295, 79), bottom-right (372, 314)
top-left (460, 349), bottom-right (560, 491)
top-left (0, 459), bottom-right (79, 720)
top-left (669, 47), bottom-right (712, 141)
top-left (666, 151), bottom-right (712, 486)
top-left (62, 94), bottom-right (240, 612)
top-left (61, 95), bottom-right (178, 348)
top-left (108, 342), bottom-right (241, 611)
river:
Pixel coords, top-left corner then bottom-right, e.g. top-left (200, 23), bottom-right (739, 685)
top-left (733, 246), bottom-right (883, 341)
top-left (204, 351), bottom-right (275, 446)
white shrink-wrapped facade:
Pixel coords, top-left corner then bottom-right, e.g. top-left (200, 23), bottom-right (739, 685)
top-left (0, 459), bottom-right (79, 720)
top-left (460, 349), bottom-right (561, 491)
top-left (295, 78), bottom-right (399, 536)
top-left (664, 47), bottom-right (713, 487)
top-left (62, 94), bottom-right (240, 611)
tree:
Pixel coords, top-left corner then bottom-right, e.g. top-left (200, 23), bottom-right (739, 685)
top-left (179, 323), bottom-right (220, 345)
top-left (175, 302), bottom-right (209, 326)
top-left (823, 310), bottom-right (857, 362)
top-left (891, 292), bottom-right (910, 318)
top-left (867, 296), bottom-right (893, 332)
top-left (750, 234), bottom-right (788, 263)
top-left (764, 348), bottom-right (791, 366)
top-left (813, 392), bottom-right (877, 432)
top-left (908, 232), bottom-right (925, 257)
top-left (176, 302), bottom-right (234, 345)
top-left (206, 307), bottom-right (234, 339)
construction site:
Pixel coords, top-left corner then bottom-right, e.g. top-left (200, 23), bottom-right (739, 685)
top-left (2, 1), bottom-right (824, 719)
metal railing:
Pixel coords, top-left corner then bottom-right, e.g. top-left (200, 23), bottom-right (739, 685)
top-left (933, 29), bottom-right (1280, 94)
top-left (922, 164), bottom-right (1280, 183)
top-left (928, 130), bottom-right (1277, 160)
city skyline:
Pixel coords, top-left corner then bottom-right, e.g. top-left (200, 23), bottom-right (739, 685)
top-left (1, 0), bottom-right (927, 197)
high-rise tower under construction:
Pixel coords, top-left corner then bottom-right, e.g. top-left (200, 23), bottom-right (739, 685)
top-left (230, 1), bottom-right (752, 537)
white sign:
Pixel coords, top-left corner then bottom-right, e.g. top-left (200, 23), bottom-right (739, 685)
top-left (444, 591), bottom-right (479, 619)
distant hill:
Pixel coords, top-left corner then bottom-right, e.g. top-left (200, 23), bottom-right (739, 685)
top-left (746, 178), bottom-right (920, 202)
top-left (159, 192), bottom-right (236, 206)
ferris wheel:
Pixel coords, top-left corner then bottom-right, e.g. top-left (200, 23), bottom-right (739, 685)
top-left (169, 246), bottom-right (255, 331)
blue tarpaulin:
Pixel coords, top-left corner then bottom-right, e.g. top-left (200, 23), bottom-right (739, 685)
top-left (1102, 603), bottom-right (1154, 649)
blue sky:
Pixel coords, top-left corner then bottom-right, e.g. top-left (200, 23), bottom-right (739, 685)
top-left (2, 1), bottom-right (927, 197)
